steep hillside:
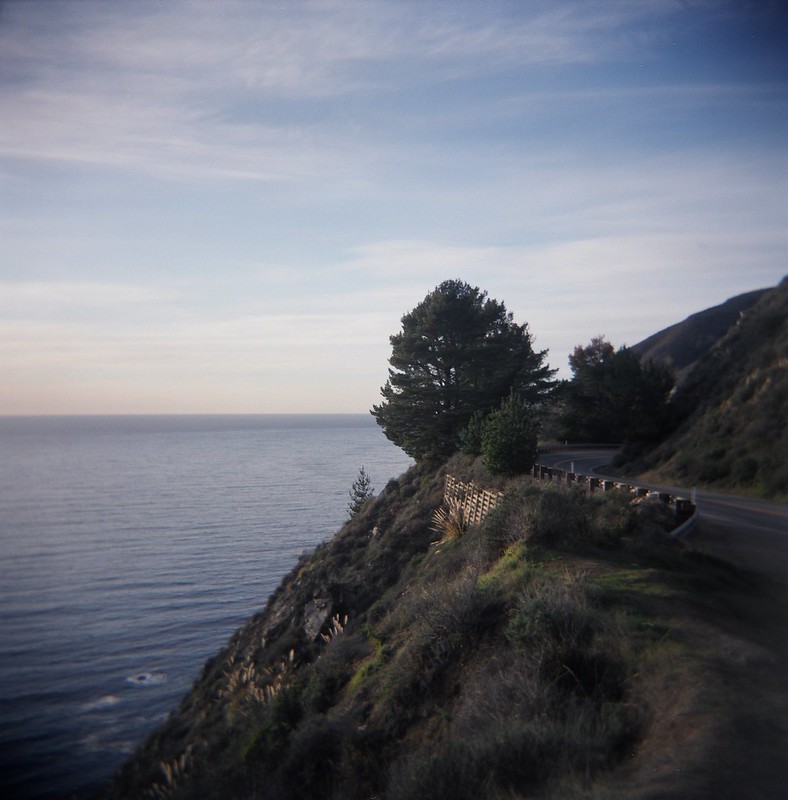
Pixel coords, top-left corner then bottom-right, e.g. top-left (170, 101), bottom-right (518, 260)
top-left (99, 456), bottom-right (787, 800)
top-left (631, 287), bottom-right (769, 385)
top-left (629, 279), bottom-right (788, 498)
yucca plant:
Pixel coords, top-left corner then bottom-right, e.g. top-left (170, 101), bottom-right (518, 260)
top-left (431, 498), bottom-right (467, 543)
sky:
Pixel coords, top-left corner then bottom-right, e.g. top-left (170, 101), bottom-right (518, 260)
top-left (1, 0), bottom-right (786, 415)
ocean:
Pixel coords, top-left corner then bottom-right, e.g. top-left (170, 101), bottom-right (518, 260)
top-left (0, 414), bottom-right (413, 800)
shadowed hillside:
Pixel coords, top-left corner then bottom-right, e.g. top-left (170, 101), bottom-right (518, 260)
top-left (631, 287), bottom-right (769, 385)
top-left (99, 455), bottom-right (787, 800)
top-left (626, 279), bottom-right (787, 498)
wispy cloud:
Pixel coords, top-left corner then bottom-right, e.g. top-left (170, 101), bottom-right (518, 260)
top-left (0, 1), bottom-right (784, 413)
top-left (0, 0), bottom-right (702, 181)
top-left (0, 282), bottom-right (167, 319)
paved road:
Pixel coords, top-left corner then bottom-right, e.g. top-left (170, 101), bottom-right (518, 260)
top-left (537, 449), bottom-right (788, 578)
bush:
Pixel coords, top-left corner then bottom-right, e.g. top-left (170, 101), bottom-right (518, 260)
top-left (387, 733), bottom-right (548, 800)
top-left (278, 715), bottom-right (348, 800)
top-left (388, 597), bottom-right (640, 800)
top-left (529, 488), bottom-right (590, 548)
top-left (481, 479), bottom-right (541, 552)
top-left (302, 632), bottom-right (370, 713)
top-left (480, 393), bottom-right (539, 475)
top-left (380, 564), bottom-right (493, 712)
top-left (589, 492), bottom-right (636, 548)
top-left (505, 570), bottom-right (595, 654)
top-left (241, 683), bottom-right (304, 770)
top-left (459, 411), bottom-right (485, 456)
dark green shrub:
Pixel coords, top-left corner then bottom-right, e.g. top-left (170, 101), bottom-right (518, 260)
top-left (480, 393), bottom-right (539, 475)
top-left (278, 715), bottom-right (348, 800)
top-left (302, 632), bottom-right (370, 713)
top-left (241, 683), bottom-right (304, 768)
top-left (381, 565), bottom-right (494, 711)
top-left (698, 454), bottom-right (731, 482)
top-left (529, 488), bottom-right (590, 547)
top-left (481, 479), bottom-right (541, 552)
top-left (459, 410), bottom-right (485, 456)
top-left (732, 456), bottom-right (759, 485)
top-left (589, 492), bottom-right (636, 548)
top-left (387, 732), bottom-right (550, 800)
top-left (505, 571), bottom-right (595, 653)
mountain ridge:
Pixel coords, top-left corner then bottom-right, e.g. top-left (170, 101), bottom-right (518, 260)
top-left (625, 278), bottom-right (787, 498)
top-left (631, 286), bottom-right (772, 384)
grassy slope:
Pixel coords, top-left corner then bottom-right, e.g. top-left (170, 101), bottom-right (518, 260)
top-left (100, 456), bottom-right (788, 800)
top-left (627, 280), bottom-right (788, 499)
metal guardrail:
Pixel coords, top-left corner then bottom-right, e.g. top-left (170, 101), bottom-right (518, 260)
top-left (669, 507), bottom-right (700, 540)
top-left (442, 448), bottom-right (698, 537)
top-left (530, 456), bottom-right (697, 536)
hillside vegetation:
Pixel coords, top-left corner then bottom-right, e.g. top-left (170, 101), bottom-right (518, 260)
top-left (100, 279), bottom-right (787, 798)
top-left (631, 287), bottom-right (769, 385)
top-left (626, 279), bottom-right (788, 498)
top-left (101, 457), bottom-right (785, 800)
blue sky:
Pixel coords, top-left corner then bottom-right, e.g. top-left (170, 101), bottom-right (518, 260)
top-left (1, 0), bottom-right (785, 414)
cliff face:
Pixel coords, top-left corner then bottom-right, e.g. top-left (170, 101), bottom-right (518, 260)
top-left (100, 454), bottom-right (785, 800)
top-left (101, 459), bottom-right (447, 799)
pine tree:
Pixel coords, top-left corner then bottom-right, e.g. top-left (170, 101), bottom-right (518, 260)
top-left (371, 280), bottom-right (555, 460)
top-left (480, 393), bottom-right (539, 475)
top-left (348, 466), bottom-right (375, 519)
top-left (558, 337), bottom-right (675, 443)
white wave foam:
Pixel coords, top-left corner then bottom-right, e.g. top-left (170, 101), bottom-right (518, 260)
top-left (83, 694), bottom-right (122, 711)
top-left (126, 672), bottom-right (167, 687)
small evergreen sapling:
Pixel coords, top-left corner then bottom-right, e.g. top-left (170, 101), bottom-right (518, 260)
top-left (348, 466), bottom-right (375, 518)
top-left (481, 393), bottom-right (539, 475)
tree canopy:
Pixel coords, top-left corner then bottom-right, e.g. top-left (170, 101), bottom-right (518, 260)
top-left (371, 280), bottom-right (555, 459)
top-left (557, 336), bottom-right (675, 444)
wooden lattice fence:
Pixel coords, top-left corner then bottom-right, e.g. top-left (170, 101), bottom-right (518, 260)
top-left (444, 475), bottom-right (504, 527)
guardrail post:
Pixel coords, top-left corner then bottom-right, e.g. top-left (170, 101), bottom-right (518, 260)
top-left (673, 498), bottom-right (695, 524)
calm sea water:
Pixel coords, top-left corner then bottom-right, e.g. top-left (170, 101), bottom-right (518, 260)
top-left (0, 415), bottom-right (412, 800)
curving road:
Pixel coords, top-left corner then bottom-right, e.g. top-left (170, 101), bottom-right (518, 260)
top-left (536, 449), bottom-right (788, 579)
top-left (539, 449), bottom-right (788, 799)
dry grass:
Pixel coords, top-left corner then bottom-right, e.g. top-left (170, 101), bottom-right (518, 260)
top-left (143, 747), bottom-right (193, 800)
